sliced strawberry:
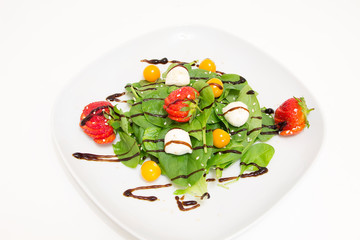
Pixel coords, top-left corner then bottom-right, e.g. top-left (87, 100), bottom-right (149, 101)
top-left (82, 124), bottom-right (113, 138)
top-left (94, 132), bottom-right (116, 144)
top-left (81, 101), bottom-right (112, 117)
top-left (164, 87), bottom-right (199, 105)
top-left (163, 87), bottom-right (199, 123)
top-left (164, 100), bottom-right (189, 118)
top-left (79, 101), bottom-right (115, 144)
top-left (168, 115), bottom-right (191, 122)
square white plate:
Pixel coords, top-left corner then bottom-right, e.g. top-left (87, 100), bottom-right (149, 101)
top-left (52, 25), bottom-right (324, 240)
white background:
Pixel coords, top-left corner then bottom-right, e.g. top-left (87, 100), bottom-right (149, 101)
top-left (1, 0), bottom-right (359, 239)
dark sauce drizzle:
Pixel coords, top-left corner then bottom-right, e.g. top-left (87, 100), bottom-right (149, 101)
top-left (141, 58), bottom-right (186, 65)
top-left (251, 116), bottom-right (262, 120)
top-left (263, 108), bottom-right (274, 114)
top-left (73, 152), bottom-right (140, 162)
top-left (171, 168), bottom-right (205, 181)
top-left (218, 162), bottom-right (268, 183)
top-left (208, 82), bottom-right (223, 90)
top-left (106, 92), bottom-right (127, 102)
top-left (123, 184), bottom-right (172, 202)
top-left (80, 105), bottom-right (110, 126)
top-left (175, 196), bottom-right (200, 211)
top-left (222, 76), bottom-right (246, 85)
top-left (214, 149), bottom-right (242, 155)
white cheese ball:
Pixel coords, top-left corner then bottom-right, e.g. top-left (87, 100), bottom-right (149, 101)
top-left (165, 65), bottom-right (190, 86)
top-left (222, 101), bottom-right (249, 127)
top-left (164, 128), bottom-right (192, 155)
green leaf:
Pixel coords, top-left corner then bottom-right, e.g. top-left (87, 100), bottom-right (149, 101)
top-left (240, 143), bottom-right (275, 174)
top-left (142, 127), bottom-right (162, 158)
top-left (156, 128), bottom-right (213, 188)
top-left (207, 140), bottom-right (244, 168)
top-left (112, 132), bottom-right (140, 168)
top-left (256, 107), bottom-right (277, 142)
top-left (141, 87), bottom-right (172, 127)
top-left (174, 176), bottom-right (208, 197)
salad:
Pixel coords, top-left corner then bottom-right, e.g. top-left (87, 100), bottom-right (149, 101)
top-left (74, 58), bottom-right (313, 207)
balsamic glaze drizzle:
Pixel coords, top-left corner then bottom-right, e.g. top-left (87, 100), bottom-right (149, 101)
top-left (171, 168), bottom-right (205, 181)
top-left (73, 152), bottom-right (140, 162)
top-left (80, 105), bottom-right (110, 126)
top-left (123, 183), bottom-right (172, 202)
top-left (106, 92), bottom-right (127, 102)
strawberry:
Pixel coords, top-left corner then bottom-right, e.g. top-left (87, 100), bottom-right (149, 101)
top-left (80, 101), bottom-right (115, 144)
top-left (163, 87), bottom-right (199, 123)
top-left (274, 97), bottom-right (314, 136)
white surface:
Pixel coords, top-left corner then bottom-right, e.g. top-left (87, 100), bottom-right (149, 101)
top-left (1, 1), bottom-right (359, 240)
top-left (52, 25), bottom-right (324, 240)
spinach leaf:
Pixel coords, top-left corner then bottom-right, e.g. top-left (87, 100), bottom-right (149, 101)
top-left (236, 84), bottom-right (262, 152)
top-left (113, 132), bottom-right (140, 168)
top-left (188, 68), bottom-right (219, 80)
top-left (207, 141), bottom-right (244, 168)
top-left (141, 87), bottom-right (172, 127)
top-left (192, 80), bottom-right (215, 151)
top-left (132, 123), bottom-right (145, 145)
top-left (256, 107), bottom-right (277, 142)
top-left (156, 128), bottom-right (213, 188)
top-left (240, 143), bottom-right (274, 173)
top-left (129, 101), bottom-right (155, 129)
top-left (142, 127), bottom-right (162, 158)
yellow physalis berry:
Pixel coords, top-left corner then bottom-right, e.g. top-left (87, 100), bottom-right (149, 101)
top-left (143, 65), bottom-right (160, 82)
top-left (199, 58), bottom-right (216, 72)
top-left (212, 129), bottom-right (230, 148)
top-left (141, 160), bottom-right (161, 181)
top-left (206, 78), bottom-right (224, 98)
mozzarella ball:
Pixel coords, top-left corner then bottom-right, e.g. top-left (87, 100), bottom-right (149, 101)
top-left (164, 128), bottom-right (192, 155)
top-left (165, 65), bottom-right (190, 86)
top-left (222, 101), bottom-right (249, 127)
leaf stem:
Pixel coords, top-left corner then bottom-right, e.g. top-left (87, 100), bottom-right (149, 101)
top-left (130, 86), bottom-right (140, 100)
top-left (202, 128), bottom-right (207, 153)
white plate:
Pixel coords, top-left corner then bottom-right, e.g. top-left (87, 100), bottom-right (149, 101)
top-left (52, 25), bottom-right (324, 240)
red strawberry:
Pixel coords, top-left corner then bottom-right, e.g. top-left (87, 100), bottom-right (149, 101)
top-left (80, 101), bottom-right (115, 144)
top-left (94, 132), bottom-right (116, 144)
top-left (163, 87), bottom-right (199, 123)
top-left (274, 97), bottom-right (314, 136)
